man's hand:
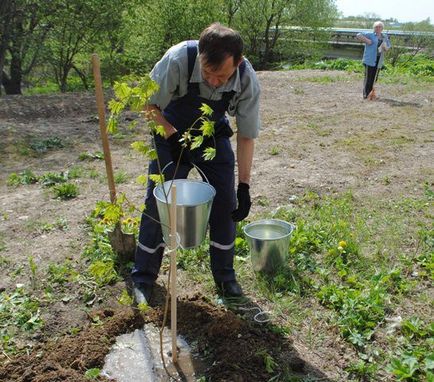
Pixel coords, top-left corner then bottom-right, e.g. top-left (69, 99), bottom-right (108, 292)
top-left (167, 131), bottom-right (190, 165)
top-left (232, 183), bottom-right (252, 222)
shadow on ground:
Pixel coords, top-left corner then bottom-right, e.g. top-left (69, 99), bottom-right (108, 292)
top-left (378, 98), bottom-right (422, 108)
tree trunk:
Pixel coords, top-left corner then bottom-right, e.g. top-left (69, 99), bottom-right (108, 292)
top-left (60, 66), bottom-right (69, 92)
top-left (0, 0), bottom-right (13, 96)
top-left (2, 53), bottom-right (22, 94)
top-left (2, 71), bottom-right (19, 94)
top-left (72, 64), bottom-right (88, 90)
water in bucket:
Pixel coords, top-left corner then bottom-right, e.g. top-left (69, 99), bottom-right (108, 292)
top-left (243, 219), bottom-right (294, 274)
top-left (154, 179), bottom-right (216, 249)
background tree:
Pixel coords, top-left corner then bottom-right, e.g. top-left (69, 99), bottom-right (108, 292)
top-left (43, 0), bottom-right (126, 92)
top-left (0, 0), bottom-right (52, 95)
top-left (122, 0), bottom-right (225, 73)
top-left (387, 18), bottom-right (434, 66)
top-left (224, 0), bottom-right (337, 68)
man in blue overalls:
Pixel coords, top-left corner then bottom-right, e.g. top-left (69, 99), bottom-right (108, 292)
top-left (132, 23), bottom-right (261, 304)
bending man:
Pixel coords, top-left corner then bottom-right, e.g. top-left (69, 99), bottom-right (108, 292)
top-left (132, 23), bottom-right (261, 304)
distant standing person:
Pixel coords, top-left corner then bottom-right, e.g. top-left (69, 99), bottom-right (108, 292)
top-left (356, 21), bottom-right (391, 100)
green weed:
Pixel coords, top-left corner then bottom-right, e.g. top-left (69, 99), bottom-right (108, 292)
top-left (29, 136), bottom-right (64, 153)
top-left (47, 261), bottom-right (77, 285)
top-left (78, 151), bottom-right (104, 161)
top-left (68, 166), bottom-right (83, 179)
top-left (118, 289), bottom-right (133, 305)
top-left (28, 256), bottom-right (38, 289)
top-left (256, 349), bottom-right (277, 374)
top-left (52, 183), bottom-right (79, 199)
top-left (306, 122), bottom-right (332, 137)
top-left (114, 170), bottom-right (129, 184)
top-left (0, 286), bottom-right (43, 354)
top-left (0, 255), bottom-right (10, 266)
top-left (87, 260), bottom-right (118, 286)
top-left (7, 170), bottom-right (38, 186)
top-left (303, 75), bottom-right (337, 83)
top-left (0, 236), bottom-right (6, 253)
top-left (87, 168), bottom-right (100, 179)
top-left (269, 146), bottom-right (280, 155)
top-left (84, 368), bottom-right (100, 379)
top-left (39, 171), bottom-right (68, 187)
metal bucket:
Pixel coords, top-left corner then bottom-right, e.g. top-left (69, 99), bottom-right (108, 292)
top-left (243, 219), bottom-right (294, 274)
top-left (154, 179), bottom-right (216, 249)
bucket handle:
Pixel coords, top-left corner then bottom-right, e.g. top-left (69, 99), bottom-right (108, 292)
top-left (161, 161), bottom-right (211, 185)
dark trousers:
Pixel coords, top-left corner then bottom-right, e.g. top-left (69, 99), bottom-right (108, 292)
top-left (131, 136), bottom-right (237, 286)
top-left (363, 59), bottom-right (380, 99)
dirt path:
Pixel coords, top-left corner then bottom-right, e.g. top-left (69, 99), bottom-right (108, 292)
top-left (0, 70), bottom-right (433, 381)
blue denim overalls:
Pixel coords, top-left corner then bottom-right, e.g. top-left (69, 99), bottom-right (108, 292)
top-left (132, 41), bottom-right (246, 285)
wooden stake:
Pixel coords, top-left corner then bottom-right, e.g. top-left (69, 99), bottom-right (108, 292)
top-left (91, 53), bottom-right (117, 204)
top-left (170, 185), bottom-right (177, 363)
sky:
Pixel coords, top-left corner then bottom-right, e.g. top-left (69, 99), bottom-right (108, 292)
top-left (334, 0), bottom-right (434, 23)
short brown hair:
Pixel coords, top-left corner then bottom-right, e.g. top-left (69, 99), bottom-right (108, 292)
top-left (198, 22), bottom-right (243, 69)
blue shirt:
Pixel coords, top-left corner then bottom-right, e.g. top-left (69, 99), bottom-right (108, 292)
top-left (357, 32), bottom-right (391, 68)
top-left (149, 41), bottom-right (261, 139)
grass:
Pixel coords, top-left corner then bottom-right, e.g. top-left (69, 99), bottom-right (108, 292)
top-left (0, 285), bottom-right (44, 354)
top-left (306, 122), bottom-right (332, 137)
top-left (78, 151), bottom-right (104, 161)
top-left (178, 185), bottom-right (433, 381)
top-left (302, 75), bottom-right (346, 84)
top-left (113, 170), bottom-right (129, 184)
top-left (29, 136), bottom-right (64, 153)
top-left (0, 206), bottom-right (127, 357)
top-left (2, 183), bottom-right (431, 378)
top-left (52, 183), bottom-right (79, 200)
top-left (24, 217), bottom-right (68, 235)
top-left (8, 168), bottom-right (83, 189)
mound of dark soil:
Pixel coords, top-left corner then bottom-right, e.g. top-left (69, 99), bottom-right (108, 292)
top-left (0, 294), bottom-right (329, 381)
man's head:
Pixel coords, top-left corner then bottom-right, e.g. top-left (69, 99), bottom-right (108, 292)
top-left (198, 23), bottom-right (243, 88)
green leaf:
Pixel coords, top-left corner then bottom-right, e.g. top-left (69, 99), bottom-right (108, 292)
top-left (104, 204), bottom-right (122, 223)
top-left (131, 141), bottom-right (150, 156)
top-left (190, 135), bottom-right (204, 150)
top-left (107, 117), bottom-right (118, 134)
top-left (199, 103), bottom-right (213, 116)
top-left (138, 302), bottom-right (149, 313)
top-left (202, 147), bottom-right (216, 161)
top-left (88, 260), bottom-right (118, 286)
top-left (108, 99), bottom-right (124, 115)
top-left (118, 289), bottom-right (133, 306)
top-left (136, 175), bottom-right (148, 186)
top-left (154, 124), bottom-right (166, 137)
top-left (85, 368), bottom-right (101, 379)
top-left (128, 120), bottom-right (138, 130)
top-left (148, 149), bottom-right (158, 160)
top-left (425, 353), bottom-right (434, 370)
top-left (113, 81), bottom-right (131, 100)
top-left (149, 174), bottom-right (164, 185)
top-left (200, 119), bottom-right (215, 137)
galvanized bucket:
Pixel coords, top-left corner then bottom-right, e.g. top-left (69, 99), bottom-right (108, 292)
top-left (243, 219), bottom-right (294, 274)
top-left (154, 178), bottom-right (216, 249)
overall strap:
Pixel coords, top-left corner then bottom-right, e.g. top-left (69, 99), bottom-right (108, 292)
top-left (186, 40), bottom-right (198, 81)
top-left (238, 59), bottom-right (246, 80)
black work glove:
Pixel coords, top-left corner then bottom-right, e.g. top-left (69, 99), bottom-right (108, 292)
top-left (167, 131), bottom-right (191, 165)
top-left (232, 183), bottom-right (252, 222)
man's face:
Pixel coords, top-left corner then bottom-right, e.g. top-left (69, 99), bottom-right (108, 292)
top-left (200, 55), bottom-right (240, 88)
